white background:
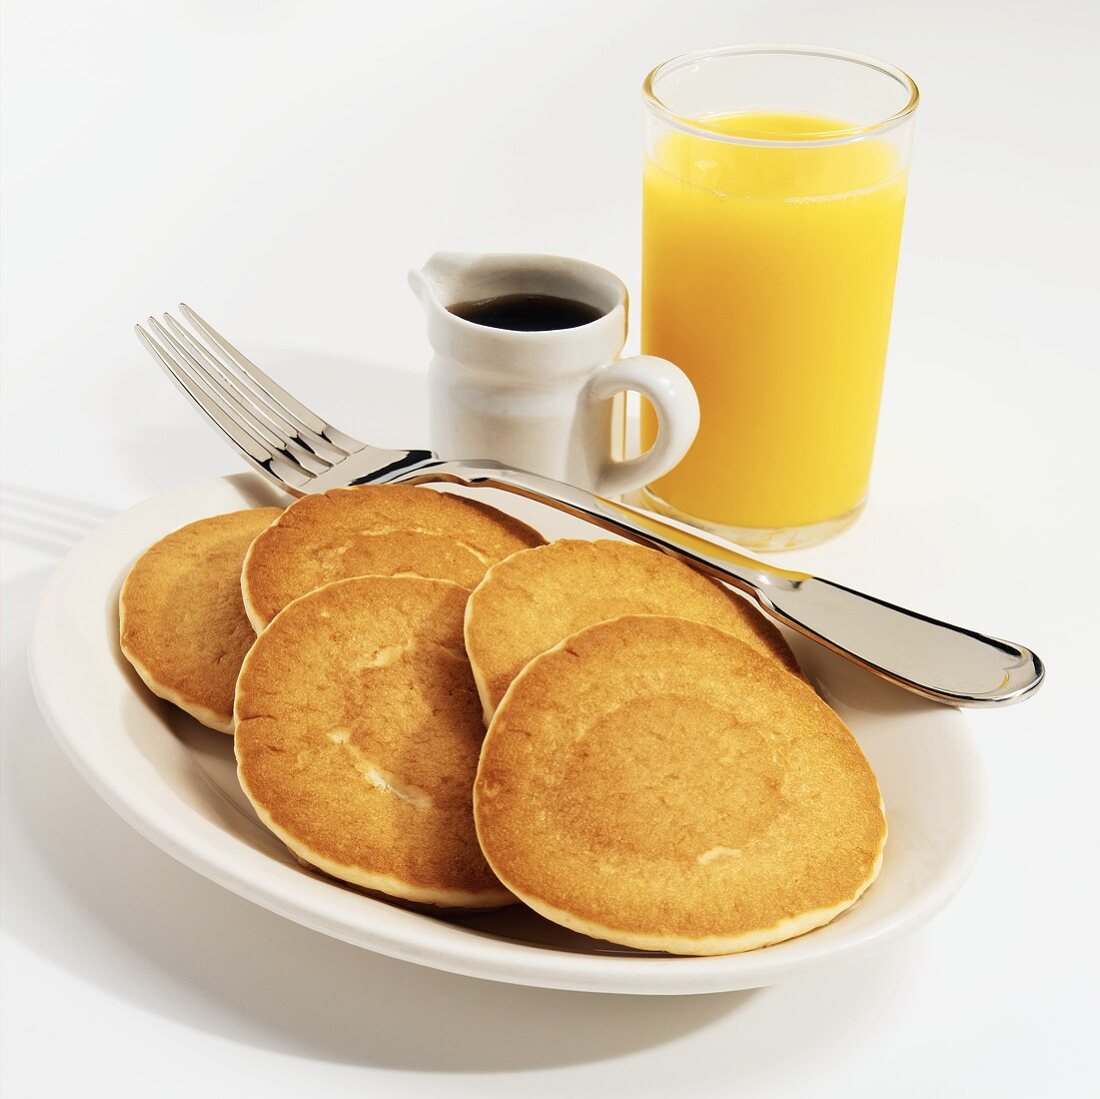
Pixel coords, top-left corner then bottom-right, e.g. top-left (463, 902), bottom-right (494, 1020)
top-left (2, 1), bottom-right (1097, 1095)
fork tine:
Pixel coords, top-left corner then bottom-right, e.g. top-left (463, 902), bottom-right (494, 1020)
top-left (179, 303), bottom-right (363, 454)
top-left (157, 314), bottom-right (335, 472)
top-left (164, 312), bottom-right (346, 462)
top-left (149, 317), bottom-right (331, 476)
top-left (136, 324), bottom-right (312, 492)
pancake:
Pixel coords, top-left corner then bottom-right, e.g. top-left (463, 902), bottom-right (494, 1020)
top-left (464, 538), bottom-right (801, 720)
top-left (241, 485), bottom-right (545, 633)
top-left (474, 615), bottom-right (886, 955)
top-left (119, 507), bottom-right (282, 734)
top-left (234, 574), bottom-right (512, 908)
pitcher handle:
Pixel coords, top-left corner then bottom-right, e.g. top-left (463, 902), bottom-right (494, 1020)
top-left (586, 355), bottom-right (699, 498)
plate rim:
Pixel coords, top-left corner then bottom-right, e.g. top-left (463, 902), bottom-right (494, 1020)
top-left (27, 473), bottom-right (988, 995)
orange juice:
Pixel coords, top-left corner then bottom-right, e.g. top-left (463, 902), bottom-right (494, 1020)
top-left (640, 111), bottom-right (908, 533)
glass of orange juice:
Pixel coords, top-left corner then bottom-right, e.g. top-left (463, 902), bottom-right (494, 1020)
top-left (638, 45), bottom-right (918, 550)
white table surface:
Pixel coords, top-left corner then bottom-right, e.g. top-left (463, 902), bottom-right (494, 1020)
top-left (2, 1), bottom-right (1096, 1095)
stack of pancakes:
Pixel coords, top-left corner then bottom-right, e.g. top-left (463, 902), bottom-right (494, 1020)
top-left (119, 485), bottom-right (886, 954)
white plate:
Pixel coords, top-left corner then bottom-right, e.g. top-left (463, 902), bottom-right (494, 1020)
top-left (28, 473), bottom-right (985, 995)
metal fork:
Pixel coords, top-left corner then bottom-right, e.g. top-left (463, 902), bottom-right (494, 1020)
top-left (136, 305), bottom-right (1043, 708)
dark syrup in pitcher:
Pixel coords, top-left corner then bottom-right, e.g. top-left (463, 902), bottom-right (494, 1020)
top-left (448, 293), bottom-right (604, 332)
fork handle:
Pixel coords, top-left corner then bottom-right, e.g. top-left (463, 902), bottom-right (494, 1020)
top-left (432, 463), bottom-right (1044, 707)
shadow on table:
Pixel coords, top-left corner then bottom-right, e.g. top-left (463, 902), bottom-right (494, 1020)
top-left (0, 483), bottom-right (116, 557)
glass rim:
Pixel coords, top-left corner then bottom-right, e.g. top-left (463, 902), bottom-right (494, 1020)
top-left (642, 43), bottom-right (920, 147)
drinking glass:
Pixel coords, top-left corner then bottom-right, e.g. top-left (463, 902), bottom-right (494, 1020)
top-left (638, 45), bottom-right (918, 549)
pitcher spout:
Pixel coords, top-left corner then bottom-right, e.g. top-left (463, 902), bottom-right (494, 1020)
top-left (408, 252), bottom-right (489, 315)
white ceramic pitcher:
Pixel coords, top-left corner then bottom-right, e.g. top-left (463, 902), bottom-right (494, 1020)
top-left (409, 252), bottom-right (699, 497)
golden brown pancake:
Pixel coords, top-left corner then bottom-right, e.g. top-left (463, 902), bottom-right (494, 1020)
top-left (241, 485), bottom-right (544, 633)
top-left (234, 574), bottom-right (512, 908)
top-left (464, 538), bottom-right (801, 719)
top-left (474, 615), bottom-right (885, 954)
top-left (119, 507), bottom-right (282, 733)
